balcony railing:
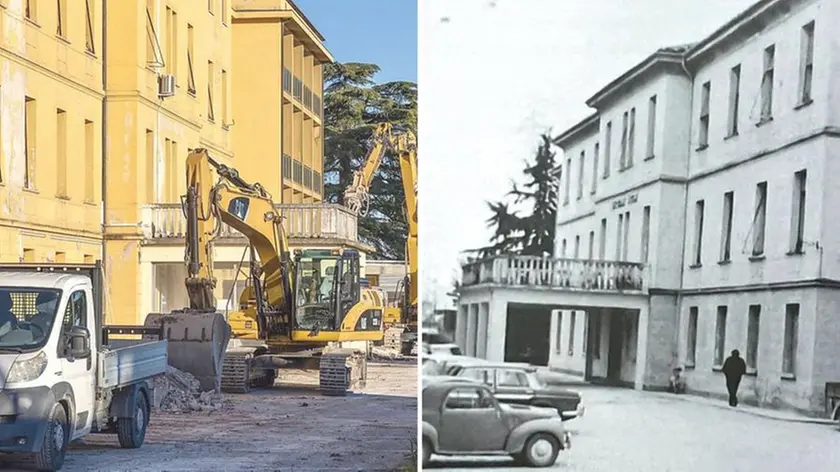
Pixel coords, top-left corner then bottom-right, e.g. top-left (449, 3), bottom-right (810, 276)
top-left (461, 255), bottom-right (644, 292)
top-left (282, 68), bottom-right (292, 93)
top-left (142, 203), bottom-right (358, 242)
top-left (292, 77), bottom-right (303, 101)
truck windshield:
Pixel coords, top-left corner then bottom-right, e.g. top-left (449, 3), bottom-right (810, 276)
top-left (0, 287), bottom-right (62, 349)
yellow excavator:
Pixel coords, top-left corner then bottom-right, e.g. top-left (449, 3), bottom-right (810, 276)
top-left (344, 122), bottom-right (418, 355)
top-left (145, 148), bottom-right (387, 396)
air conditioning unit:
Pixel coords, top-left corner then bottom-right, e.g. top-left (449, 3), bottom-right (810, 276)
top-left (158, 74), bottom-right (176, 98)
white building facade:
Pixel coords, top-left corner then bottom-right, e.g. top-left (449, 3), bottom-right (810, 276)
top-left (458, 0), bottom-right (840, 416)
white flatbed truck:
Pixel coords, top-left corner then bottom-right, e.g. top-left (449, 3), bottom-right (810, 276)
top-left (0, 263), bottom-right (168, 471)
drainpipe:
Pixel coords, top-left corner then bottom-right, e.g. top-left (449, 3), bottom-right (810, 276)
top-left (673, 53), bottom-right (694, 367)
top-left (101, 0), bottom-right (108, 244)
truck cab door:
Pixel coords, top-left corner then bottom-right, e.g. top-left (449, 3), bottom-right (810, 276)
top-left (58, 288), bottom-right (96, 439)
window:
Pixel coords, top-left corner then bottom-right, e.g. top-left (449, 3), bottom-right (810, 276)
top-left (588, 230), bottom-right (595, 260)
top-left (62, 290), bottom-right (87, 330)
top-left (761, 45), bottom-right (775, 121)
top-left (444, 387), bottom-right (495, 410)
top-left (555, 311), bottom-right (563, 353)
top-left (568, 311), bottom-right (576, 356)
top-left (462, 368), bottom-right (492, 386)
top-left (620, 111), bottom-right (628, 169)
top-left (790, 170), bottom-right (807, 253)
top-left (616, 214), bottom-right (624, 260)
top-left (221, 0), bottom-right (228, 24)
top-left (145, 0), bottom-right (163, 67)
top-left (221, 69), bottom-right (228, 125)
top-left (714, 306), bottom-right (727, 366)
top-left (25, 0), bottom-right (35, 20)
top-left (85, 0), bottom-right (95, 53)
top-left (727, 65), bottom-right (740, 136)
top-left (577, 150), bottom-right (584, 200)
top-left (746, 305), bottom-right (760, 371)
top-left (56, 109), bottom-right (67, 198)
top-left (686, 307), bottom-right (698, 366)
top-left (560, 239), bottom-right (567, 257)
top-left (165, 8), bottom-right (178, 76)
top-left (186, 24), bottom-right (196, 94)
top-left (24, 97), bottom-right (36, 190)
top-left (641, 205), bottom-right (651, 263)
top-left (164, 137), bottom-right (172, 201)
top-left (699, 81), bottom-right (711, 148)
top-left (599, 218), bottom-right (607, 260)
top-left (782, 304), bottom-right (799, 376)
top-left (592, 313), bottom-right (601, 359)
top-left (693, 200), bottom-right (705, 266)
top-left (752, 182), bottom-right (768, 256)
top-left (573, 235), bottom-right (580, 258)
top-left (603, 122), bottom-right (612, 178)
top-left (646, 96), bottom-right (656, 158)
top-left (208, 0), bottom-right (214, 14)
top-left (800, 21), bottom-right (814, 104)
top-left (563, 157), bottom-right (571, 204)
top-left (622, 211), bottom-right (630, 261)
top-left (57, 0), bottom-right (67, 37)
top-left (207, 61), bottom-right (215, 122)
top-left (85, 120), bottom-right (95, 202)
top-left (591, 142), bottom-right (599, 194)
top-left (145, 130), bottom-right (156, 203)
top-left (627, 108), bottom-right (636, 167)
top-left (720, 192), bottom-right (734, 262)
top-left (497, 370), bottom-right (528, 387)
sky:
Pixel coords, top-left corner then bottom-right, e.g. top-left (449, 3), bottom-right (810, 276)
top-left (419, 0), bottom-right (759, 309)
top-left (294, 0), bottom-right (418, 83)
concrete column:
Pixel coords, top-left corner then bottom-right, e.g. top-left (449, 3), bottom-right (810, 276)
top-left (637, 294), bottom-right (678, 390)
top-left (476, 303), bottom-right (489, 358)
top-left (466, 304), bottom-right (478, 356)
top-left (455, 304), bottom-right (468, 350)
top-left (485, 296), bottom-right (507, 362)
top-left (139, 261), bottom-right (154, 325)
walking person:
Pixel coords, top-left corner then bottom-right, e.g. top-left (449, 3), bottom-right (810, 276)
top-left (722, 349), bottom-right (747, 407)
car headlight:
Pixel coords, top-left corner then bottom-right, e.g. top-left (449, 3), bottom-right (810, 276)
top-left (7, 352), bottom-right (48, 384)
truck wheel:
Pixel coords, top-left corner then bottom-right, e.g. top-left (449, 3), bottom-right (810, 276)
top-left (519, 432), bottom-right (560, 467)
top-left (33, 403), bottom-right (69, 471)
top-left (117, 393), bottom-right (149, 449)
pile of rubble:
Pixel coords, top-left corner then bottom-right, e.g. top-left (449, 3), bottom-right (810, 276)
top-left (153, 365), bottom-right (226, 414)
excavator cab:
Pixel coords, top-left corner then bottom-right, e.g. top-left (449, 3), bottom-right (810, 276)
top-left (292, 249), bottom-right (361, 335)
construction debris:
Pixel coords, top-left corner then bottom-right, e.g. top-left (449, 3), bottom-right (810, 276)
top-left (153, 365), bottom-right (226, 413)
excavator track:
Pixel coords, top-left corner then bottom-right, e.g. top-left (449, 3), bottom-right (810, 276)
top-left (221, 350), bottom-right (253, 394)
top-left (319, 349), bottom-right (366, 396)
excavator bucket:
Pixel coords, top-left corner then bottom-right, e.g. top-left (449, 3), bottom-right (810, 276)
top-left (144, 310), bottom-right (232, 392)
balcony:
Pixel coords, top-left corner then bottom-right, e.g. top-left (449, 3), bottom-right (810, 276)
top-left (461, 255), bottom-right (645, 293)
top-left (142, 203), bottom-right (359, 243)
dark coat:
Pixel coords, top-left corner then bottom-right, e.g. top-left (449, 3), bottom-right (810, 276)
top-left (722, 355), bottom-right (746, 380)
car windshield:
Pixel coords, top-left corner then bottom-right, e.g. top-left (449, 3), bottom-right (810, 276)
top-left (0, 287), bottom-right (62, 350)
top-left (527, 371), bottom-right (547, 389)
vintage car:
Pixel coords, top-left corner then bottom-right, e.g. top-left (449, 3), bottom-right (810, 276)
top-left (449, 363), bottom-right (585, 421)
top-left (421, 380), bottom-right (571, 468)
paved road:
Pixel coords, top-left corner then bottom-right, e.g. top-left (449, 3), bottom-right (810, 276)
top-left (429, 386), bottom-right (840, 471)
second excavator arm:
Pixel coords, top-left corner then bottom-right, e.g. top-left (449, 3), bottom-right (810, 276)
top-left (344, 123), bottom-right (418, 316)
top-left (183, 148), bottom-right (295, 328)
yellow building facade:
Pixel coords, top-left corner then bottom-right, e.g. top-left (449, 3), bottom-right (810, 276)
top-left (0, 1), bottom-right (367, 326)
top-left (0, 1), bottom-right (104, 264)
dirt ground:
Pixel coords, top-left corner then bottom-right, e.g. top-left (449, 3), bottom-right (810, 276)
top-left (8, 361), bottom-right (417, 472)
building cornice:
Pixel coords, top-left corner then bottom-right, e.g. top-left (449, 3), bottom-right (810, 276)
top-left (685, 0), bottom-right (802, 70)
top-left (552, 112), bottom-right (600, 149)
top-left (232, 1), bottom-right (333, 63)
top-left (584, 46), bottom-right (691, 110)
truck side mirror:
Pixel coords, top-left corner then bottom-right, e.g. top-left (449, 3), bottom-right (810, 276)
top-left (67, 326), bottom-right (91, 359)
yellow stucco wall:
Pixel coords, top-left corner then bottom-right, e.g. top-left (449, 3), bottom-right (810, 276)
top-left (232, 1), bottom-right (330, 204)
top-left (103, 0), bottom-right (235, 323)
top-left (0, 1), bottom-right (104, 264)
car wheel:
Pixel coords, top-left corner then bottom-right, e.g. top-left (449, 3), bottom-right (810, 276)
top-left (33, 403), bottom-right (69, 471)
top-left (520, 432), bottom-right (560, 467)
top-left (421, 437), bottom-right (432, 468)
